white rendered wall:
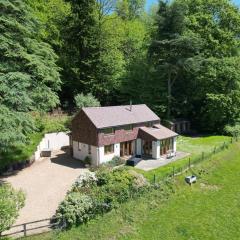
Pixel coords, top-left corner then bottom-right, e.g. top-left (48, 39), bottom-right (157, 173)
top-left (152, 140), bottom-right (160, 159)
top-left (99, 143), bottom-right (120, 164)
top-left (73, 141), bottom-right (99, 166)
top-left (136, 138), bottom-right (142, 155)
top-left (173, 137), bottom-right (177, 152)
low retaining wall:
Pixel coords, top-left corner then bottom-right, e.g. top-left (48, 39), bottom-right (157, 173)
top-left (1, 132), bottom-right (69, 176)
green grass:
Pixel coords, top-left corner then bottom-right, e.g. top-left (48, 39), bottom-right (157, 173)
top-left (137, 135), bottom-right (230, 181)
top-left (23, 136), bottom-right (240, 240)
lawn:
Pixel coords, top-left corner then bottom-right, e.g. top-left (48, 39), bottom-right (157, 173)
top-left (23, 136), bottom-right (240, 240)
top-left (138, 135), bottom-right (231, 181)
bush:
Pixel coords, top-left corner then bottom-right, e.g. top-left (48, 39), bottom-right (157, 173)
top-left (84, 156), bottom-right (91, 165)
top-left (74, 93), bottom-right (100, 109)
top-left (103, 156), bottom-right (125, 167)
top-left (55, 167), bottom-right (149, 229)
top-left (72, 172), bottom-right (97, 191)
top-left (55, 193), bottom-right (94, 228)
top-left (0, 184), bottom-right (25, 233)
top-left (224, 124), bottom-right (240, 137)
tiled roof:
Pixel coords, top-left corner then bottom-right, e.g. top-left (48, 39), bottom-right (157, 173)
top-left (139, 124), bottom-right (178, 140)
top-left (82, 104), bottom-right (160, 129)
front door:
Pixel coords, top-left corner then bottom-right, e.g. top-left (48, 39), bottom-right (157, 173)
top-left (120, 141), bottom-right (132, 156)
top-left (142, 140), bottom-right (152, 156)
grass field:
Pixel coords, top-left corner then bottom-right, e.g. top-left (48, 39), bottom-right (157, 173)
top-left (138, 135), bottom-right (230, 180)
top-left (23, 135), bottom-right (240, 240)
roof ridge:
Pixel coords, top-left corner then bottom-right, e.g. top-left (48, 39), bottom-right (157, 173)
top-left (82, 104), bottom-right (146, 110)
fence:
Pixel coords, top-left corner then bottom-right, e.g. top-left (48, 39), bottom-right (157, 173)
top-left (152, 136), bottom-right (239, 184)
top-left (0, 218), bottom-right (58, 238)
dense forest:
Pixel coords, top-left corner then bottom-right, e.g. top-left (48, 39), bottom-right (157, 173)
top-left (1, 0), bottom-right (240, 151)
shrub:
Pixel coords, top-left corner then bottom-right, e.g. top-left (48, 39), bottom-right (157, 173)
top-left (103, 156), bottom-right (125, 167)
top-left (84, 156), bottom-right (91, 165)
top-left (128, 170), bottom-right (150, 190)
top-left (55, 167), bottom-right (149, 229)
top-left (72, 172), bottom-right (97, 191)
top-left (74, 93), bottom-right (100, 109)
top-left (55, 193), bottom-right (94, 228)
top-left (224, 124), bottom-right (240, 137)
top-left (0, 184), bottom-right (25, 233)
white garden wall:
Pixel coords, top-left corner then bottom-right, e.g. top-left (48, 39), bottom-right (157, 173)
top-left (34, 132), bottom-right (69, 161)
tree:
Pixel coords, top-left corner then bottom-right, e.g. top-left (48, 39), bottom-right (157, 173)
top-left (27, 0), bottom-right (71, 49)
top-left (0, 0), bottom-right (61, 150)
top-left (0, 184), bottom-right (25, 233)
top-left (116, 0), bottom-right (145, 20)
top-left (149, 0), bottom-right (202, 118)
top-left (60, 0), bottom-right (99, 104)
top-left (74, 93), bottom-right (100, 109)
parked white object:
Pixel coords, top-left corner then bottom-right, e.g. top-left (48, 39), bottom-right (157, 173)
top-left (185, 175), bottom-right (197, 184)
top-left (167, 150), bottom-right (176, 159)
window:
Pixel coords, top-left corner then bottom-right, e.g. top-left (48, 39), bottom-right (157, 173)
top-left (78, 142), bottom-right (81, 151)
top-left (104, 144), bottom-right (114, 155)
top-left (88, 145), bottom-right (91, 154)
top-left (102, 127), bottom-right (114, 135)
top-left (123, 124), bottom-right (133, 131)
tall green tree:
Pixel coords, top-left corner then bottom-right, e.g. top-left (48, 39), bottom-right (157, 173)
top-left (149, 0), bottom-right (202, 119)
top-left (116, 0), bottom-right (145, 20)
top-left (146, 0), bottom-right (240, 132)
top-left (0, 0), bottom-right (61, 150)
top-left (60, 0), bottom-right (99, 103)
top-left (27, 0), bottom-right (71, 49)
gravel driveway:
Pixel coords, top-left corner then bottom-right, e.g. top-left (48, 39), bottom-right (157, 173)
top-left (1, 149), bottom-right (88, 226)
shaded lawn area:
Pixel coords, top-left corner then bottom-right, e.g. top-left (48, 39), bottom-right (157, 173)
top-left (23, 139), bottom-right (240, 240)
top-left (137, 135), bottom-right (231, 181)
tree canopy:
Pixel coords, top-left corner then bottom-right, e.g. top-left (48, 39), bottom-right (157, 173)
top-left (1, 0), bottom-right (240, 153)
top-left (0, 0), bottom-right (61, 150)
top-left (0, 184), bottom-right (25, 233)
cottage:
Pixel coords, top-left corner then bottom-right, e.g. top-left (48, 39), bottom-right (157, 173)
top-left (71, 104), bottom-right (178, 166)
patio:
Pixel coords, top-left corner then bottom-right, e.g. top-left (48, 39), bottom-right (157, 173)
top-left (134, 151), bottom-right (190, 171)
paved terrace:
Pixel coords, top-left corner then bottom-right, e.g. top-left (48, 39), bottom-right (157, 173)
top-left (135, 151), bottom-right (190, 171)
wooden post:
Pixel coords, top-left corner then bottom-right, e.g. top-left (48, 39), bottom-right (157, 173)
top-left (188, 158), bottom-right (191, 168)
top-left (172, 166), bottom-right (175, 178)
top-left (23, 223), bottom-right (27, 237)
top-left (153, 174), bottom-right (156, 184)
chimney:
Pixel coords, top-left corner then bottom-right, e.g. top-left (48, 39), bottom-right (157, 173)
top-left (130, 100), bottom-right (132, 111)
